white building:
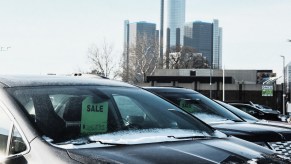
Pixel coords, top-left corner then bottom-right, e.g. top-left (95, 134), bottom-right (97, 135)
top-left (212, 19), bottom-right (223, 69)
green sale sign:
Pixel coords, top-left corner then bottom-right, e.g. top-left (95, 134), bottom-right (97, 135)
top-left (81, 97), bottom-right (109, 134)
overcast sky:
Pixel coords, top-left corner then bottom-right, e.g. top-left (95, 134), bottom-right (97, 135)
top-left (0, 0), bottom-right (290, 81)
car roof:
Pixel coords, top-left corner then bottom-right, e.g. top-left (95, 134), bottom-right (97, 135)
top-left (144, 86), bottom-right (199, 94)
top-left (0, 75), bottom-right (134, 88)
top-left (229, 103), bottom-right (256, 107)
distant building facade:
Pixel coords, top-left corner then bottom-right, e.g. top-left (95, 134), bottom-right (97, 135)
top-left (212, 20), bottom-right (222, 69)
top-left (287, 61), bottom-right (291, 93)
top-left (184, 21), bottom-right (213, 67)
top-left (123, 20), bottom-right (159, 83)
top-left (166, 0), bottom-right (185, 47)
top-left (184, 20), bottom-right (222, 69)
top-left (123, 20), bottom-right (158, 57)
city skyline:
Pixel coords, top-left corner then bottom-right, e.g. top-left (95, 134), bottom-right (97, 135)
top-left (0, 0), bottom-right (290, 83)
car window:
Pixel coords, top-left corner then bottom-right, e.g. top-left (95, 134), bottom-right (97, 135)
top-left (215, 100), bottom-right (258, 122)
top-left (0, 108), bottom-right (27, 159)
top-left (0, 108), bottom-right (13, 158)
top-left (113, 95), bottom-right (146, 119)
top-left (155, 92), bottom-right (242, 123)
top-left (240, 106), bottom-right (257, 115)
top-left (9, 126), bottom-right (27, 155)
top-left (7, 86), bottom-right (220, 144)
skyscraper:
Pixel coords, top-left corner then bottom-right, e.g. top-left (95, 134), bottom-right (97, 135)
top-left (212, 20), bottom-right (223, 69)
top-left (166, 0), bottom-right (185, 47)
top-left (184, 19), bottom-right (222, 69)
top-left (123, 21), bottom-right (159, 82)
top-left (124, 21), bottom-right (158, 53)
top-left (184, 21), bottom-right (213, 66)
top-left (128, 21), bottom-right (158, 48)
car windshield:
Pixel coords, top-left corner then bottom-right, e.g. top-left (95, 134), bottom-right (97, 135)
top-left (154, 91), bottom-right (243, 123)
top-left (6, 86), bottom-right (225, 146)
top-left (215, 100), bottom-right (259, 122)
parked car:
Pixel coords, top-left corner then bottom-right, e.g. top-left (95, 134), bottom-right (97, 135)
top-left (250, 102), bottom-right (280, 113)
top-left (229, 103), bottom-right (284, 121)
top-left (145, 86), bottom-right (291, 159)
top-left (214, 100), bottom-right (259, 122)
top-left (249, 102), bottom-right (290, 122)
top-left (215, 100), bottom-right (291, 128)
top-left (1, 75), bottom-right (289, 163)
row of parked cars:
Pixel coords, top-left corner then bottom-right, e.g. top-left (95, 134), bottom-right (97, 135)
top-left (0, 75), bottom-right (291, 163)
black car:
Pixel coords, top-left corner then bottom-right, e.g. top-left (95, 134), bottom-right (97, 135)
top-left (145, 87), bottom-right (291, 159)
top-left (215, 100), bottom-right (259, 122)
top-left (229, 103), bottom-right (283, 121)
top-left (215, 100), bottom-right (291, 128)
top-left (1, 75), bottom-right (288, 163)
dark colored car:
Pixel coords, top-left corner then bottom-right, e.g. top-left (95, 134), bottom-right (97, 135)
top-left (229, 103), bottom-right (283, 121)
top-left (1, 75), bottom-right (289, 163)
top-left (145, 87), bottom-right (291, 159)
top-left (215, 100), bottom-right (259, 122)
top-left (215, 100), bottom-right (291, 128)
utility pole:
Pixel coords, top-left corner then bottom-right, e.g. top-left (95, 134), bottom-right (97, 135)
top-left (281, 55), bottom-right (286, 115)
top-left (159, 0), bottom-right (164, 69)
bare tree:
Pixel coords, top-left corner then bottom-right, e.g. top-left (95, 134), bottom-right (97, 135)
top-left (168, 46), bottom-right (209, 69)
top-left (122, 34), bottom-right (159, 83)
top-left (88, 40), bottom-right (120, 79)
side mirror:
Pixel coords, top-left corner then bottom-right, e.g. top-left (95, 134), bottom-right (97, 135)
top-left (1, 154), bottom-right (26, 164)
top-left (10, 139), bottom-right (27, 154)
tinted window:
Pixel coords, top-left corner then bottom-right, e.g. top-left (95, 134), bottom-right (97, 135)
top-left (215, 100), bottom-right (258, 122)
top-left (153, 91), bottom-right (243, 123)
top-left (235, 105), bottom-right (258, 115)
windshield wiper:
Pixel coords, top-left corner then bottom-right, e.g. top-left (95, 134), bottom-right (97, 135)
top-left (167, 135), bottom-right (217, 140)
top-left (57, 137), bottom-right (127, 146)
top-left (219, 119), bottom-right (243, 122)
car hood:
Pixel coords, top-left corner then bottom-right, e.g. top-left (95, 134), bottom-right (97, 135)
top-left (211, 122), bottom-right (291, 142)
top-left (260, 109), bottom-right (280, 114)
top-left (256, 120), bottom-right (291, 128)
top-left (66, 137), bottom-right (287, 164)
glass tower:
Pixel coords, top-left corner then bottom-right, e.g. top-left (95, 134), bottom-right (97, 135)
top-left (166, 0), bottom-right (185, 47)
top-left (184, 19), bottom-right (222, 69)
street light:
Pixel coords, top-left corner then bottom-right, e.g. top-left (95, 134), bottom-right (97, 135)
top-left (209, 63), bottom-right (215, 99)
top-left (210, 67), bottom-right (212, 99)
top-left (280, 55), bottom-right (286, 115)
